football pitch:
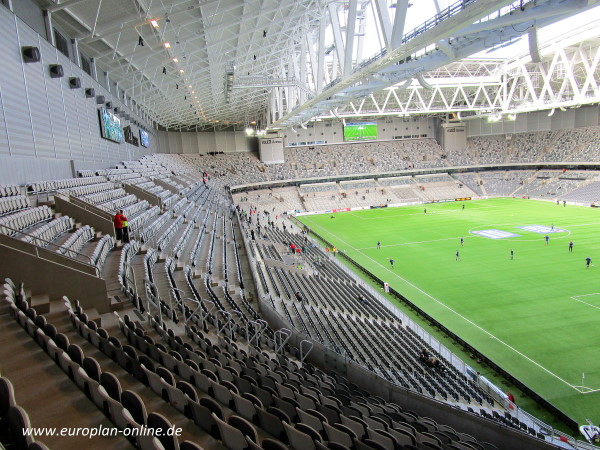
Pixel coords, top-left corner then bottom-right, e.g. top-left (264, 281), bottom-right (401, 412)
top-left (297, 197), bottom-right (600, 424)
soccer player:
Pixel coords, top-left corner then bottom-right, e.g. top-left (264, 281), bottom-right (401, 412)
top-left (586, 257), bottom-right (592, 268)
top-left (455, 250), bottom-right (461, 261)
top-left (460, 237), bottom-right (464, 247)
top-left (569, 241), bottom-right (574, 252)
top-left (462, 204), bottom-right (465, 210)
top-left (389, 258), bottom-right (395, 268)
top-left (424, 208), bottom-right (427, 214)
top-left (544, 235), bottom-right (550, 245)
top-left (377, 241), bottom-right (381, 249)
top-left (510, 249), bottom-right (514, 260)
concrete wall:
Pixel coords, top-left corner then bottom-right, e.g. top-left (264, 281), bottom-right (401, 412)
top-left (157, 130), bottom-right (252, 154)
top-left (0, 234), bottom-right (109, 313)
top-left (0, 5), bottom-right (157, 185)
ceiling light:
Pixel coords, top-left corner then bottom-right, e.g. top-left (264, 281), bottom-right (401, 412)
top-left (179, 69), bottom-right (184, 73)
top-left (163, 42), bottom-right (171, 49)
top-left (173, 58), bottom-right (178, 63)
top-left (188, 85), bottom-right (192, 88)
top-left (150, 20), bottom-right (159, 28)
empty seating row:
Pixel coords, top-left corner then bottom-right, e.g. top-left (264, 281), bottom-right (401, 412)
top-left (0, 206), bottom-right (53, 236)
top-left (0, 184), bottom-right (21, 197)
top-left (22, 216), bottom-right (73, 247)
top-left (56, 225), bottom-right (95, 259)
top-left (0, 195), bottom-right (30, 215)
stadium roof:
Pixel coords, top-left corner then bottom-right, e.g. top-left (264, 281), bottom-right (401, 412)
top-left (42, 0), bottom-right (600, 132)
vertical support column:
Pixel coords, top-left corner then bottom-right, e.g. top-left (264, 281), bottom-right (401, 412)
top-left (390, 0), bottom-right (409, 50)
top-left (71, 38), bottom-right (80, 66)
top-left (374, 0), bottom-right (392, 50)
top-left (343, 0), bottom-right (358, 77)
top-left (43, 10), bottom-right (55, 46)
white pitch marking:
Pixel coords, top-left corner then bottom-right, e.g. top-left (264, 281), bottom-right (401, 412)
top-left (302, 215), bottom-right (590, 393)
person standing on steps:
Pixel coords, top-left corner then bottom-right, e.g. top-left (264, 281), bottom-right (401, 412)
top-left (113, 210), bottom-right (127, 243)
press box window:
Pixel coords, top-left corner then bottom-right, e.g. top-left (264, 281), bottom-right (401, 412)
top-left (54, 28), bottom-right (69, 58)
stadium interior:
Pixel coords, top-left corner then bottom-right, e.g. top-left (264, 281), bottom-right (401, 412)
top-left (1, 0), bottom-right (600, 449)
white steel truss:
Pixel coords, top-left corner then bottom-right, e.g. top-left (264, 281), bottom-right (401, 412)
top-left (269, 0), bottom-right (600, 130)
top-left (312, 40), bottom-right (600, 120)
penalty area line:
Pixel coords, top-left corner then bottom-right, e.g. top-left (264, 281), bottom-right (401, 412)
top-left (302, 216), bottom-right (583, 393)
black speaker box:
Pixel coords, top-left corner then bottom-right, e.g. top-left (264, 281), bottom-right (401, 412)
top-left (96, 95), bottom-right (105, 104)
top-left (69, 77), bottom-right (81, 89)
top-left (85, 88), bottom-right (95, 98)
top-left (105, 101), bottom-right (112, 109)
top-left (49, 64), bottom-right (64, 78)
top-left (22, 46), bottom-right (41, 63)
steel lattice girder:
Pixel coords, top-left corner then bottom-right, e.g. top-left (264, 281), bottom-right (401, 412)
top-left (311, 40), bottom-right (600, 119)
top-left (270, 0), bottom-right (600, 129)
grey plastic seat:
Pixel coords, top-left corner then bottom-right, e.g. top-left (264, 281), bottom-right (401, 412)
top-left (229, 415), bottom-right (259, 445)
top-left (283, 420), bottom-right (316, 450)
top-left (256, 407), bottom-right (286, 442)
top-left (100, 371), bottom-right (122, 401)
top-left (297, 408), bottom-right (325, 435)
top-left (214, 413), bottom-right (249, 450)
top-left (121, 390), bottom-right (147, 426)
top-left (340, 414), bottom-right (366, 440)
top-left (232, 391), bottom-right (257, 422)
top-left (323, 421), bottom-right (354, 448)
top-left (366, 428), bottom-right (395, 450)
top-left (189, 399), bottom-right (219, 438)
top-left (7, 406), bottom-right (34, 449)
top-left (147, 412), bottom-right (179, 450)
top-left (0, 377), bottom-right (16, 418)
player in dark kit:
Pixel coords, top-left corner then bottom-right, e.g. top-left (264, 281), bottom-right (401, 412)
top-left (377, 241), bottom-right (381, 249)
top-left (455, 250), bottom-right (461, 261)
top-left (460, 237), bottom-right (464, 247)
top-left (510, 249), bottom-right (514, 260)
top-left (389, 258), bottom-right (395, 268)
top-left (569, 241), bottom-right (573, 252)
top-left (586, 257), bottom-right (592, 268)
top-left (544, 235), bottom-right (550, 245)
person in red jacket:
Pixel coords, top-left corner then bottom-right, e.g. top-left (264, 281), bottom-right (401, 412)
top-left (113, 210), bottom-right (128, 243)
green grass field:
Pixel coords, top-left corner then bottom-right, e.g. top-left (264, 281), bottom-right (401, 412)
top-left (297, 197), bottom-right (600, 424)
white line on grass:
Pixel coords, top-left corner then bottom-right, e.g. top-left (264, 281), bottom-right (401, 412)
top-left (358, 235), bottom-right (469, 250)
top-left (572, 294), bottom-right (600, 311)
top-left (302, 216), bottom-right (586, 393)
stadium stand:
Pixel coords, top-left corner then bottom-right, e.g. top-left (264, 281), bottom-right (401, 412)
top-left (3, 122), bottom-right (600, 448)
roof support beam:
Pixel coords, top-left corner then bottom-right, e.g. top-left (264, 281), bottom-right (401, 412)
top-left (374, 0), bottom-right (393, 49)
top-left (390, 0), bottom-right (410, 49)
top-left (328, 2), bottom-right (345, 74)
top-left (343, 0), bottom-right (358, 77)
